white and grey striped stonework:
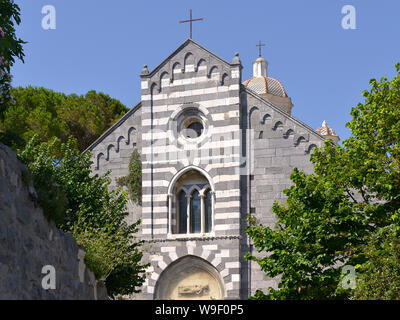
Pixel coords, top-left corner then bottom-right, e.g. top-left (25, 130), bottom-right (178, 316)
top-left (139, 40), bottom-right (242, 241)
top-left (86, 38), bottom-right (332, 300)
top-left (138, 238), bottom-right (242, 300)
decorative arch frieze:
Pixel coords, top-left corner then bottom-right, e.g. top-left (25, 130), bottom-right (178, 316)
top-left (170, 61), bottom-right (182, 83)
top-left (249, 107), bottom-right (321, 152)
top-left (117, 136), bottom-right (125, 152)
top-left (305, 143), bottom-right (317, 154)
top-left (126, 127), bottom-right (137, 146)
top-left (261, 113), bottom-right (272, 125)
top-left (294, 135), bottom-right (307, 146)
top-left (195, 58), bottom-right (207, 73)
top-left (283, 129), bottom-right (294, 139)
top-left (158, 71), bottom-right (170, 93)
top-left (183, 52), bottom-right (195, 73)
top-left (94, 126), bottom-right (137, 171)
top-left (96, 152), bottom-right (104, 170)
top-left (106, 144), bottom-right (116, 161)
top-left (207, 65), bottom-right (219, 79)
top-left (272, 120), bottom-right (284, 131)
top-left (220, 72), bottom-right (229, 86)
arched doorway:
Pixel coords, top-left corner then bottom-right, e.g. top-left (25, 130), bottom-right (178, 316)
top-left (154, 255), bottom-right (226, 300)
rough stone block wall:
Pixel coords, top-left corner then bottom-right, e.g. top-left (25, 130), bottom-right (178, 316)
top-left (240, 90), bottom-right (325, 296)
top-left (0, 143), bottom-right (108, 300)
top-left (88, 105), bottom-right (142, 228)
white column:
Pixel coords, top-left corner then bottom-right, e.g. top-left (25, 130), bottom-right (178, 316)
top-left (168, 193), bottom-right (173, 235)
top-left (200, 194), bottom-right (206, 233)
top-left (186, 194), bottom-right (191, 234)
top-left (211, 191), bottom-right (216, 232)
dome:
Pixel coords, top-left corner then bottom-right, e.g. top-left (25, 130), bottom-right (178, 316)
top-left (243, 54), bottom-right (293, 114)
top-left (243, 76), bottom-right (288, 98)
top-left (316, 120), bottom-right (338, 136)
top-left (243, 54), bottom-right (288, 98)
top-left (255, 57), bottom-right (267, 63)
top-left (316, 120), bottom-right (340, 143)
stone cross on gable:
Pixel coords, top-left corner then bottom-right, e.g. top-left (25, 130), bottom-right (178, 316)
top-left (179, 9), bottom-right (203, 39)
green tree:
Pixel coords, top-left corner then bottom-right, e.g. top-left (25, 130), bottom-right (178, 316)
top-left (58, 90), bottom-right (128, 151)
top-left (1, 87), bottom-right (68, 149)
top-left (18, 136), bottom-right (148, 298)
top-left (117, 149), bottom-right (142, 205)
top-left (0, 86), bottom-right (128, 152)
top-left (246, 63), bottom-right (400, 300)
top-left (0, 0), bottom-right (25, 119)
top-left (354, 226), bottom-right (400, 300)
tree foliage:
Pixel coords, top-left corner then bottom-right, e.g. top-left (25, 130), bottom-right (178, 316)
top-left (0, 0), bottom-right (25, 119)
top-left (116, 149), bottom-right (142, 205)
top-left (18, 136), bottom-right (148, 298)
top-left (354, 226), bottom-right (400, 299)
top-left (246, 63), bottom-right (400, 300)
top-left (0, 86), bottom-right (128, 152)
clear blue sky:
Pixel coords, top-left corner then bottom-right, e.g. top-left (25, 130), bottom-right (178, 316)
top-left (11, 0), bottom-right (400, 141)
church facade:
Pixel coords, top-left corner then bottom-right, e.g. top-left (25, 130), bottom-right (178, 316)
top-left (87, 39), bottom-right (338, 300)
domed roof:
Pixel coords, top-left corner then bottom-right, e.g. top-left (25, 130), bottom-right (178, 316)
top-left (243, 76), bottom-right (288, 98)
top-left (316, 120), bottom-right (338, 137)
top-left (255, 57), bottom-right (267, 63)
top-left (243, 55), bottom-right (288, 98)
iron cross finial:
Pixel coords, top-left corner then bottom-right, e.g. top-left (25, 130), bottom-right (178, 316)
top-left (256, 40), bottom-right (266, 57)
top-left (179, 9), bottom-right (203, 39)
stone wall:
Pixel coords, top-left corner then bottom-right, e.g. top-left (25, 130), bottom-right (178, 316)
top-left (241, 89), bottom-right (325, 296)
top-left (0, 143), bottom-right (108, 300)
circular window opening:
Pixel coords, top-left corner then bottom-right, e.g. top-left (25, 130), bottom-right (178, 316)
top-left (174, 107), bottom-right (208, 143)
top-left (182, 119), bottom-right (204, 139)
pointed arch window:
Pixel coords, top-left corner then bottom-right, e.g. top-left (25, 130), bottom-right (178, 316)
top-left (169, 169), bottom-right (215, 236)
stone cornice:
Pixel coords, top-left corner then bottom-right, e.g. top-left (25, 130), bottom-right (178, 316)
top-left (144, 235), bottom-right (242, 243)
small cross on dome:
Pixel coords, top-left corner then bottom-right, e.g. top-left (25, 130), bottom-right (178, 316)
top-left (256, 40), bottom-right (266, 57)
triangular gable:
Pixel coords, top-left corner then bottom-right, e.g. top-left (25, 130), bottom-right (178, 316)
top-left (143, 38), bottom-right (234, 78)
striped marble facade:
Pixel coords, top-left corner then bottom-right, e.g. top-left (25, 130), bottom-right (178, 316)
top-left (87, 39), bottom-right (326, 299)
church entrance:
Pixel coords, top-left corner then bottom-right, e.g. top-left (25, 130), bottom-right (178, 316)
top-left (154, 255), bottom-right (226, 300)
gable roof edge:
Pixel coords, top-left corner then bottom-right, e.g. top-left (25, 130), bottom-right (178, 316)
top-left (242, 86), bottom-right (326, 141)
top-left (142, 38), bottom-right (234, 78)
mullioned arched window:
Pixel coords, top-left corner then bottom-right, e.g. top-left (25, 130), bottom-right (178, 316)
top-left (169, 169), bottom-right (215, 236)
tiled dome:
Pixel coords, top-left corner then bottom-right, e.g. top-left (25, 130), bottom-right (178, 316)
top-left (316, 121), bottom-right (340, 143)
top-left (243, 76), bottom-right (288, 97)
top-left (242, 55), bottom-right (288, 98)
top-left (316, 120), bottom-right (338, 137)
